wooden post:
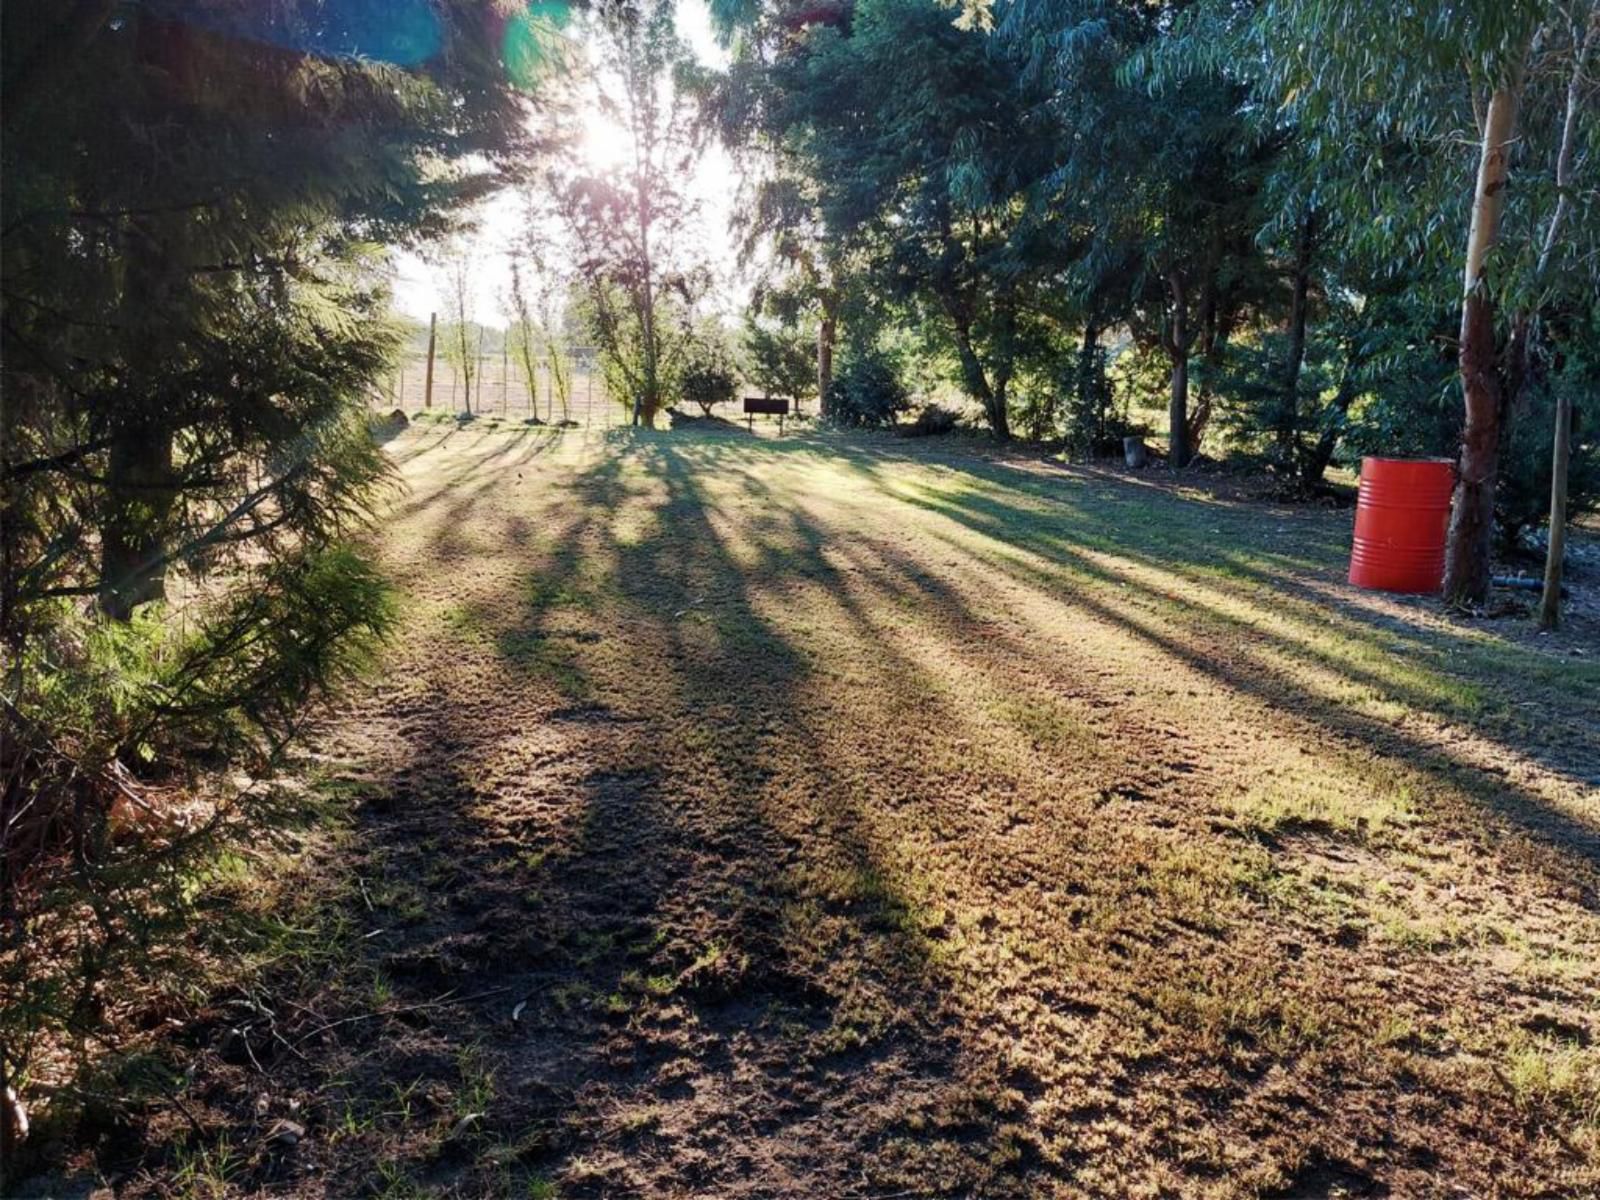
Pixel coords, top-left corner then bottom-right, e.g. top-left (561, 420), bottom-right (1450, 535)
top-left (423, 312), bottom-right (436, 409)
top-left (502, 335), bottom-right (509, 416)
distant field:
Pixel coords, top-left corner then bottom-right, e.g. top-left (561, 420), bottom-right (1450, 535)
top-left (134, 425), bottom-right (1600, 1198)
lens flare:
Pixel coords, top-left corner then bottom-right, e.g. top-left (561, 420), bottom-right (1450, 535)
top-left (153, 0), bottom-right (442, 66)
top-left (502, 1), bottom-right (574, 89)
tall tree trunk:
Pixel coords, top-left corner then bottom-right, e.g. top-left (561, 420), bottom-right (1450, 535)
top-left (1164, 271), bottom-right (1192, 468)
top-left (1168, 352), bottom-right (1190, 468)
top-left (424, 312), bottom-right (436, 409)
top-left (992, 367), bottom-right (1012, 443)
top-left (1284, 207), bottom-right (1315, 473)
top-left (99, 422), bottom-right (175, 620)
top-left (1302, 361), bottom-right (1359, 486)
top-left (953, 331), bottom-right (1007, 441)
top-left (817, 313), bottom-right (836, 414)
top-left (1531, 18), bottom-right (1593, 626)
top-left (634, 272), bottom-right (654, 427)
top-left (944, 299), bottom-right (1009, 441)
top-left (1077, 322), bottom-right (1101, 441)
top-left (1537, 391), bottom-right (1572, 629)
top-left (634, 134), bottom-right (657, 427)
top-left (1444, 79), bottom-right (1524, 606)
top-left (475, 326), bottom-right (486, 413)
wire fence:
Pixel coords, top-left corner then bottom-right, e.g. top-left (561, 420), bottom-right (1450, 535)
top-left (368, 348), bottom-right (622, 427)
top-left (367, 348), bottom-right (812, 428)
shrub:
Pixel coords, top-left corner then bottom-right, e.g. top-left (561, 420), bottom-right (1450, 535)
top-left (824, 350), bottom-right (910, 428)
top-left (0, 415), bottom-right (394, 1164)
top-left (678, 335), bottom-right (741, 417)
top-left (743, 318), bottom-right (814, 404)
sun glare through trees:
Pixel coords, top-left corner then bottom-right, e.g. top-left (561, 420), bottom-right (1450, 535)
top-left (2, 1), bottom-right (1598, 1197)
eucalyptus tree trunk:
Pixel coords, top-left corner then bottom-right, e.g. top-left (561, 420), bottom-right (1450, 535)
top-left (1537, 391), bottom-right (1572, 629)
top-left (1283, 207), bottom-right (1315, 475)
top-left (1162, 271), bottom-right (1193, 468)
top-left (1534, 17), bottom-right (1594, 626)
top-left (634, 237), bottom-right (656, 428)
top-left (1443, 78), bottom-right (1524, 607)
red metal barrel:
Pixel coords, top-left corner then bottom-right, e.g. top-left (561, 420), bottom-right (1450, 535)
top-left (1348, 457), bottom-right (1455, 593)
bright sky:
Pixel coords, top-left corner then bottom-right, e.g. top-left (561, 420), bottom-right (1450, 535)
top-left (389, 0), bottom-right (741, 330)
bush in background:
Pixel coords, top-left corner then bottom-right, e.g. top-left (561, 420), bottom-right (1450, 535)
top-left (824, 349), bottom-right (910, 429)
top-left (678, 333), bottom-right (741, 417)
top-left (743, 317), bottom-right (815, 405)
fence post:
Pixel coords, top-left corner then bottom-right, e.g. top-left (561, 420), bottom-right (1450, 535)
top-left (424, 311), bottom-right (436, 409)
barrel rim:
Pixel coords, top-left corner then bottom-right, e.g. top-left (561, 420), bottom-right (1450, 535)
top-left (1359, 456), bottom-right (1456, 469)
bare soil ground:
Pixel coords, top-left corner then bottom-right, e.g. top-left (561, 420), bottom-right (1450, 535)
top-left (48, 424), bottom-right (1600, 1198)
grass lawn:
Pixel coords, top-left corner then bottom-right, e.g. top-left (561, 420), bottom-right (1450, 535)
top-left (132, 421), bottom-right (1600, 1198)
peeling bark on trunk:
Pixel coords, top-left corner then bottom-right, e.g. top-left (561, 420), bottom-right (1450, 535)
top-left (1447, 291), bottom-right (1505, 606)
top-left (1443, 80), bottom-right (1524, 607)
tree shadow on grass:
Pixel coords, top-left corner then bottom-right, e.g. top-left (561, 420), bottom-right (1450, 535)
top-left (856, 460), bottom-right (1600, 880)
top-left (647, 432), bottom-right (1598, 872)
top-left (265, 430), bottom-right (1063, 1197)
top-left (166, 427), bottom-right (1598, 1199)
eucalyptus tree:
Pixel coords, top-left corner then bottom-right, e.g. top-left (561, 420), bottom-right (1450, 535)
top-left (555, 0), bottom-right (709, 426)
top-left (764, 0), bottom-right (1073, 439)
top-left (992, 0), bottom-right (1278, 464)
top-left (1165, 0), bottom-right (1600, 605)
top-left (706, 15), bottom-right (851, 406)
top-left (439, 247), bottom-right (480, 414)
top-left (508, 257), bottom-right (575, 423)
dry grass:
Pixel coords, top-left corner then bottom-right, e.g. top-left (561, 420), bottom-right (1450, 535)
top-left (63, 423), bottom-right (1600, 1199)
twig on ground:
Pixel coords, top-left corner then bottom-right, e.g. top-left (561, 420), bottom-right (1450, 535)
top-left (291, 986), bottom-right (511, 1046)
